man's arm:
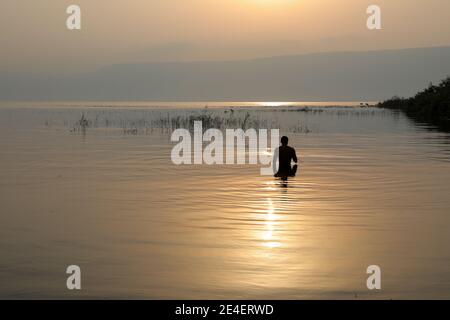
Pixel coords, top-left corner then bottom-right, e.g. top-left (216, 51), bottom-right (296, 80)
top-left (292, 148), bottom-right (298, 163)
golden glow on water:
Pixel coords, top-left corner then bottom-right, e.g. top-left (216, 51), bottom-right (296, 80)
top-left (1, 106), bottom-right (450, 299)
top-left (257, 102), bottom-right (294, 107)
top-left (261, 198), bottom-right (281, 249)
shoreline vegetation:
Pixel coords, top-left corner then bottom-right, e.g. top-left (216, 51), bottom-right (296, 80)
top-left (378, 77), bottom-right (450, 130)
top-left (67, 106), bottom-right (384, 135)
top-left (71, 108), bottom-right (314, 134)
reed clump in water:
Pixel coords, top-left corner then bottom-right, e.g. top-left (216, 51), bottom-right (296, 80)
top-left (155, 110), bottom-right (269, 131)
top-left (64, 108), bottom-right (314, 135)
top-left (71, 113), bottom-right (91, 133)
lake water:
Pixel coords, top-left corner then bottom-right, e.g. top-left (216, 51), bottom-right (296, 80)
top-left (0, 102), bottom-right (449, 299)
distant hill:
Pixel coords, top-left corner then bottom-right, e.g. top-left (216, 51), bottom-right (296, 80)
top-left (378, 76), bottom-right (450, 129)
top-left (1, 46), bottom-right (450, 101)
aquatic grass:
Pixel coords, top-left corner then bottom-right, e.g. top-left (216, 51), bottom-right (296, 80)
top-left (47, 105), bottom-right (386, 136)
top-left (71, 113), bottom-right (91, 133)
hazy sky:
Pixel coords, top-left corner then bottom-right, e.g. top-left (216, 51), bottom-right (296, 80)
top-left (1, 0), bottom-right (450, 73)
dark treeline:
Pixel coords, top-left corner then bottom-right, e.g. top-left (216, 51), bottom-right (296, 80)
top-left (378, 77), bottom-right (450, 130)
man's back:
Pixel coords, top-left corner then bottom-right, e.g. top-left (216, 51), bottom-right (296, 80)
top-left (277, 145), bottom-right (297, 174)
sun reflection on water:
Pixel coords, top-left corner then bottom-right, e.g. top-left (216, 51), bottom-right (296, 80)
top-left (261, 198), bottom-right (281, 248)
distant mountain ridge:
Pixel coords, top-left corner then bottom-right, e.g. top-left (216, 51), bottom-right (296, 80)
top-left (1, 46), bottom-right (450, 101)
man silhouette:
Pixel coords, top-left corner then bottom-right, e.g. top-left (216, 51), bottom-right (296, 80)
top-left (275, 136), bottom-right (298, 178)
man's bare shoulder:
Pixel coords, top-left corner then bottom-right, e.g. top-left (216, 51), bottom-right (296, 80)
top-left (278, 145), bottom-right (296, 155)
top-left (287, 146), bottom-right (296, 153)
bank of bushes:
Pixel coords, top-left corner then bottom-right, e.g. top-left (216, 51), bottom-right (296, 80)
top-left (378, 77), bottom-right (450, 129)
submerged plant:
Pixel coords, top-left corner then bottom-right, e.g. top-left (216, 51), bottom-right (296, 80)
top-left (72, 113), bottom-right (92, 133)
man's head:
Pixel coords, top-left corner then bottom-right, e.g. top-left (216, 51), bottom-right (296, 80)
top-left (281, 136), bottom-right (289, 146)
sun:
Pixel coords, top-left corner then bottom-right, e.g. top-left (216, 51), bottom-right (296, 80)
top-left (244, 0), bottom-right (296, 6)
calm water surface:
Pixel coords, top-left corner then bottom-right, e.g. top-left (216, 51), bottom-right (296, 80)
top-left (0, 103), bottom-right (449, 299)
